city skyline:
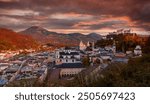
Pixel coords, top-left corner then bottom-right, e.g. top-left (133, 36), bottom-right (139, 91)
top-left (0, 0), bottom-right (150, 35)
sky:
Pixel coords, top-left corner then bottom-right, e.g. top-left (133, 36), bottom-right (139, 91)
top-left (0, 0), bottom-right (150, 35)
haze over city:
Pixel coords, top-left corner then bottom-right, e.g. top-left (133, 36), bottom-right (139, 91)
top-left (0, 0), bottom-right (150, 35)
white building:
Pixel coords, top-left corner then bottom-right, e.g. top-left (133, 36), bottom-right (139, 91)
top-left (55, 48), bottom-right (81, 65)
top-left (0, 53), bottom-right (5, 60)
top-left (100, 53), bottom-right (112, 60)
top-left (134, 45), bottom-right (142, 56)
top-left (55, 48), bottom-right (85, 77)
top-left (103, 41), bottom-right (116, 55)
top-left (116, 29), bottom-right (131, 34)
top-left (59, 63), bottom-right (85, 77)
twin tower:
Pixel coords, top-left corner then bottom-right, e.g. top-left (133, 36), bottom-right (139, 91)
top-left (79, 41), bottom-right (95, 51)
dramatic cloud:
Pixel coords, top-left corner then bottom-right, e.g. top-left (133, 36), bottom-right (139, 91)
top-left (0, 0), bottom-right (149, 34)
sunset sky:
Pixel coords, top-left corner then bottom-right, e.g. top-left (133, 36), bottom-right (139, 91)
top-left (0, 0), bottom-right (150, 35)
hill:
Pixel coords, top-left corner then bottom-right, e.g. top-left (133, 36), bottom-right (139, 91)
top-left (0, 28), bottom-right (38, 50)
top-left (20, 26), bottom-right (102, 46)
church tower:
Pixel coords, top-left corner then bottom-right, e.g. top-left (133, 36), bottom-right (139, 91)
top-left (87, 41), bottom-right (90, 47)
top-left (92, 42), bottom-right (95, 51)
top-left (112, 40), bottom-right (116, 54)
top-left (79, 41), bottom-right (87, 51)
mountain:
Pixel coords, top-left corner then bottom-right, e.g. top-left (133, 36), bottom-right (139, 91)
top-left (20, 26), bottom-right (102, 46)
top-left (0, 28), bottom-right (38, 50)
top-left (21, 26), bottom-right (58, 36)
top-left (87, 33), bottom-right (102, 40)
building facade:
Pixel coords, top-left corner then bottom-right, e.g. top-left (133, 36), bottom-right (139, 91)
top-left (55, 48), bottom-right (85, 77)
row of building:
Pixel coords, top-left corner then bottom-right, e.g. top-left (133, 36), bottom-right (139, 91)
top-left (0, 40), bottom-right (143, 86)
top-left (0, 52), bottom-right (49, 86)
top-left (50, 40), bottom-right (142, 78)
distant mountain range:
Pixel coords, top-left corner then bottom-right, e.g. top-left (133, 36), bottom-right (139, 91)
top-left (0, 28), bottom-right (38, 51)
top-left (0, 26), bottom-right (102, 51)
top-left (20, 26), bottom-right (102, 46)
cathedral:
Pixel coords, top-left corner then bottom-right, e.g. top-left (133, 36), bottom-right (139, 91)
top-left (79, 41), bottom-right (87, 51)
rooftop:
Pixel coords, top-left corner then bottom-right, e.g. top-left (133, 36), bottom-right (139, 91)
top-left (112, 57), bottom-right (129, 63)
top-left (60, 52), bottom-right (79, 55)
top-left (0, 79), bottom-right (8, 86)
top-left (56, 63), bottom-right (84, 68)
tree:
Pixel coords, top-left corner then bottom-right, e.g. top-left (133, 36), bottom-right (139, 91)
top-left (82, 56), bottom-right (90, 67)
top-left (70, 55), bottom-right (150, 87)
top-left (95, 39), bottom-right (113, 48)
top-left (143, 36), bottom-right (150, 54)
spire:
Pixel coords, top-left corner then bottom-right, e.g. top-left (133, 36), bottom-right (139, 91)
top-left (112, 40), bottom-right (116, 54)
top-left (79, 41), bottom-right (84, 46)
top-left (87, 41), bottom-right (90, 47)
top-left (92, 42), bottom-right (95, 51)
